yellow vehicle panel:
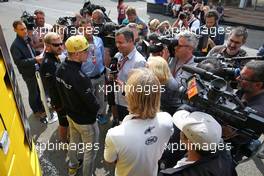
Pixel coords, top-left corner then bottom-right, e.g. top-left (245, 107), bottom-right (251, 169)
top-left (0, 24), bottom-right (41, 176)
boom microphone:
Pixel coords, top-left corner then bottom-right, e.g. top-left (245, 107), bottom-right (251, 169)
top-left (194, 56), bottom-right (264, 63)
top-left (182, 65), bottom-right (223, 80)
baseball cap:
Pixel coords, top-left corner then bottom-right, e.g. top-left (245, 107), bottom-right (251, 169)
top-left (172, 110), bottom-right (222, 151)
top-left (65, 35), bottom-right (89, 53)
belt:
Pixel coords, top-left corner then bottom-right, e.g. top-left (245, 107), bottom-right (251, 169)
top-left (90, 68), bottom-right (106, 79)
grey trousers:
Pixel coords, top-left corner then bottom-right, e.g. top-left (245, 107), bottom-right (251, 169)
top-left (67, 117), bottom-right (99, 176)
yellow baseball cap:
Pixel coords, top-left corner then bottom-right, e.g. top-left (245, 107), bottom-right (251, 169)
top-left (65, 35), bottom-right (89, 53)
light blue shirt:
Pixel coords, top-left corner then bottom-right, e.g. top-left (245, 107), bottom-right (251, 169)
top-left (116, 47), bottom-right (146, 82)
top-left (114, 47), bottom-right (146, 107)
top-left (81, 36), bottom-right (105, 77)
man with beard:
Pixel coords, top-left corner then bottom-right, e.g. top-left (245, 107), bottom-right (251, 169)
top-left (236, 60), bottom-right (264, 116)
top-left (40, 32), bottom-right (69, 142)
top-left (222, 60), bottom-right (264, 163)
top-left (195, 10), bottom-right (225, 56)
top-left (172, 3), bottom-right (200, 32)
top-left (207, 27), bottom-right (247, 59)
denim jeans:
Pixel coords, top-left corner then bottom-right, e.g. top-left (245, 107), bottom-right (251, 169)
top-left (67, 117), bottom-right (100, 176)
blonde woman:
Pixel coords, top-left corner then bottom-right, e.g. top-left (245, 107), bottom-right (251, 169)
top-left (104, 68), bottom-right (173, 176)
top-left (147, 56), bottom-right (181, 116)
top-left (147, 56), bottom-right (187, 169)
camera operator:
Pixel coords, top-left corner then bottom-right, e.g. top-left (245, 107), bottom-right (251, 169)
top-left (195, 10), bottom-right (225, 56)
top-left (234, 60), bottom-right (264, 168)
top-left (172, 3), bottom-right (200, 32)
top-left (207, 26), bottom-right (248, 59)
top-left (10, 20), bottom-right (45, 117)
top-left (146, 32), bottom-right (170, 60)
top-left (121, 7), bottom-right (148, 38)
top-left (127, 23), bottom-right (147, 57)
top-left (159, 110), bottom-right (237, 176)
top-left (193, 0), bottom-right (204, 22)
top-left (168, 31), bottom-right (198, 84)
top-left (236, 60), bottom-right (264, 116)
top-left (57, 13), bottom-right (82, 41)
top-left (56, 35), bottom-right (99, 176)
top-left (91, 9), bottom-right (107, 40)
top-left (114, 27), bottom-right (146, 122)
top-left (32, 9), bottom-right (52, 54)
top-left (214, 60), bottom-right (264, 163)
top-left (40, 32), bottom-right (68, 142)
top-left (92, 9), bottom-right (106, 25)
top-left (79, 18), bottom-right (108, 125)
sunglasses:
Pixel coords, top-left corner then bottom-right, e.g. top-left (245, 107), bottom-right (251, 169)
top-left (51, 43), bottom-right (63, 47)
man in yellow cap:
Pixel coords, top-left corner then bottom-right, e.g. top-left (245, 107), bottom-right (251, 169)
top-left (56, 35), bottom-right (100, 176)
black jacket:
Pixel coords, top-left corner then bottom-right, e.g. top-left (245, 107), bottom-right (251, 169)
top-left (246, 91), bottom-right (264, 117)
top-left (40, 52), bottom-right (62, 109)
top-left (56, 59), bottom-right (99, 124)
top-left (10, 35), bottom-right (36, 78)
top-left (159, 150), bottom-right (237, 176)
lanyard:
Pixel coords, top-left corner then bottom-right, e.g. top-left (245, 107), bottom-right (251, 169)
top-left (118, 56), bottom-right (129, 71)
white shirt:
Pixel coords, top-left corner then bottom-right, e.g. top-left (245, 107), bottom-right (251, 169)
top-left (104, 112), bottom-right (174, 176)
top-left (188, 16), bottom-right (200, 32)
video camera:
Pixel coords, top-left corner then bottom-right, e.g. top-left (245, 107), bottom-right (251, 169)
top-left (92, 22), bottom-right (123, 59)
top-left (56, 16), bottom-right (76, 26)
top-left (21, 11), bottom-right (35, 30)
top-left (80, 0), bottom-right (112, 22)
top-left (194, 56), bottom-right (264, 81)
top-left (55, 16), bottom-right (78, 42)
top-left (179, 65), bottom-right (264, 161)
top-left (143, 33), bottom-right (178, 58)
top-left (94, 22), bottom-right (124, 42)
top-left (180, 65), bottom-right (264, 135)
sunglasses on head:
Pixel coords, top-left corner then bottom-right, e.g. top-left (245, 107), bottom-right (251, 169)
top-left (51, 43), bottom-right (63, 47)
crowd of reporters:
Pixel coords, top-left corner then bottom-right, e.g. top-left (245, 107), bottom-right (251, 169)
top-left (9, 1), bottom-right (264, 176)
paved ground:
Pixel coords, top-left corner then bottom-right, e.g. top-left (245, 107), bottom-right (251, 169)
top-left (223, 6), bottom-right (264, 30)
top-left (0, 0), bottom-right (264, 176)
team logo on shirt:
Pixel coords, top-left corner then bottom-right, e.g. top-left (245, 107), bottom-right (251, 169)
top-left (145, 136), bottom-right (158, 145)
top-left (144, 126), bottom-right (155, 134)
